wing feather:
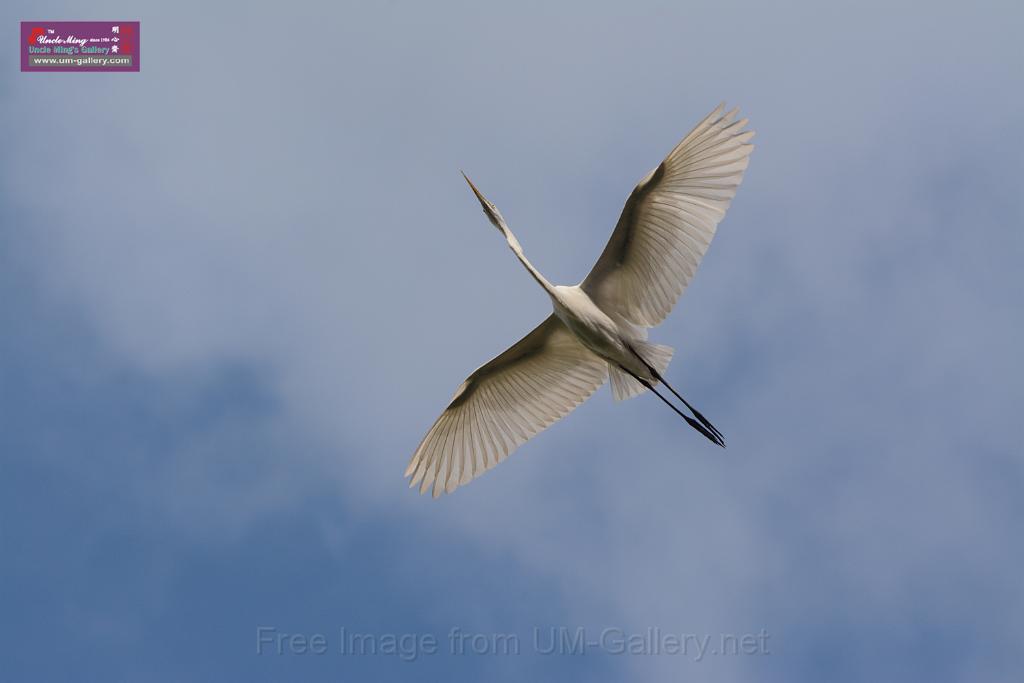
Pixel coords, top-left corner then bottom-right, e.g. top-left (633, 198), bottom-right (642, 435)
top-left (581, 104), bottom-right (754, 327)
top-left (406, 315), bottom-right (608, 497)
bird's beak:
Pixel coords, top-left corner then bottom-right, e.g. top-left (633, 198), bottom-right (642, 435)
top-left (461, 170), bottom-right (486, 205)
top-left (461, 171), bottom-right (503, 229)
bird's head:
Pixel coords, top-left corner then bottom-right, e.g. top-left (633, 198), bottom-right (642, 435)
top-left (461, 171), bottom-right (507, 232)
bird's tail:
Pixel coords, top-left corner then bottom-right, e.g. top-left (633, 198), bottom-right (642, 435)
top-left (608, 341), bottom-right (674, 401)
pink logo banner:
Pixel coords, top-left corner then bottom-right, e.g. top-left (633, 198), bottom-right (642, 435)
top-left (21, 21), bottom-right (139, 72)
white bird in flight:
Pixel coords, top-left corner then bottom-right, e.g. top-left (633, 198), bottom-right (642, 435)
top-left (407, 104), bottom-right (754, 497)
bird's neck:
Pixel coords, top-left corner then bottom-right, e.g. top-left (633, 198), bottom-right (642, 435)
top-left (501, 225), bottom-right (555, 296)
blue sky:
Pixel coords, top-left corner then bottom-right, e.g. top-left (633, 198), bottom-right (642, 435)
top-left (2, 1), bottom-right (1022, 681)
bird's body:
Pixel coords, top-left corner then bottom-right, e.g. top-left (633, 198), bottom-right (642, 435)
top-left (549, 285), bottom-right (651, 383)
top-left (408, 104), bottom-right (754, 497)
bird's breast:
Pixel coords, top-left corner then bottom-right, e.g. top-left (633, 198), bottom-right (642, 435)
top-left (551, 286), bottom-right (624, 358)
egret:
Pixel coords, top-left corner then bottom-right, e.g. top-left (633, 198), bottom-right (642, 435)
top-left (407, 103), bottom-right (753, 497)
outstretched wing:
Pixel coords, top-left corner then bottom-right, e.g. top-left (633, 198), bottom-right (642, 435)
top-left (406, 315), bottom-right (607, 497)
top-left (581, 104), bottom-right (754, 328)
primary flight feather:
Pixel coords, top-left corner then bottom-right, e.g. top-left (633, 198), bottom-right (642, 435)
top-left (407, 103), bottom-right (754, 497)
